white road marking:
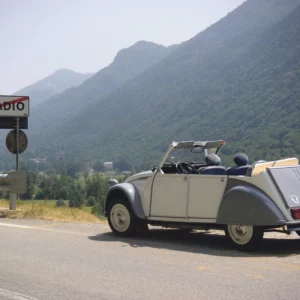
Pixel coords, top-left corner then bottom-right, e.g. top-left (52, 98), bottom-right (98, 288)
top-left (0, 222), bottom-right (31, 229)
top-left (0, 288), bottom-right (38, 300)
top-left (0, 222), bottom-right (88, 236)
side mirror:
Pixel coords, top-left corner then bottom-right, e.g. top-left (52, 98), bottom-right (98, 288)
top-left (151, 165), bottom-right (157, 173)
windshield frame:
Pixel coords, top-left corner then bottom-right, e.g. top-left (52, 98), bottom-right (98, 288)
top-left (159, 140), bottom-right (225, 168)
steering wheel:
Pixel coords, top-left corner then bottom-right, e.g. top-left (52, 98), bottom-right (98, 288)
top-left (176, 162), bottom-right (199, 174)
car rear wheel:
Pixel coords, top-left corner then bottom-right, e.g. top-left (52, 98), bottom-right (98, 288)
top-left (225, 225), bottom-right (264, 250)
top-left (108, 198), bottom-right (137, 236)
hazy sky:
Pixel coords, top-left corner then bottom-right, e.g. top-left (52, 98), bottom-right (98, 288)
top-left (1, 0), bottom-right (245, 94)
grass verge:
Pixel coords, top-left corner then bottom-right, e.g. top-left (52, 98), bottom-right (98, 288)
top-left (0, 199), bottom-right (105, 223)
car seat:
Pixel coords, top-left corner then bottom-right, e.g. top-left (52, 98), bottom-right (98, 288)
top-left (199, 154), bottom-right (227, 175)
top-left (227, 153), bottom-right (251, 176)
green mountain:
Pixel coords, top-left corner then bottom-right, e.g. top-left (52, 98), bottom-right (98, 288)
top-left (15, 69), bottom-right (93, 107)
top-left (29, 41), bottom-right (177, 136)
top-left (30, 0), bottom-right (300, 169)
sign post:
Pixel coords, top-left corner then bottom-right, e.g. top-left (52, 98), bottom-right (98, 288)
top-left (14, 117), bottom-right (19, 209)
top-left (16, 117), bottom-right (19, 170)
top-left (0, 95), bottom-right (29, 210)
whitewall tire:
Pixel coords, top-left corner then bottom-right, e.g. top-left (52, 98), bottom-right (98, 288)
top-left (108, 198), bottom-right (137, 236)
top-left (225, 224), bottom-right (264, 250)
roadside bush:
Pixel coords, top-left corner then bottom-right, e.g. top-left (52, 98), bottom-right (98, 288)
top-left (69, 198), bottom-right (84, 208)
top-left (91, 203), bottom-right (104, 216)
top-left (35, 190), bottom-right (45, 200)
top-left (87, 196), bottom-right (96, 207)
top-left (68, 184), bottom-right (85, 208)
top-left (56, 199), bottom-right (65, 207)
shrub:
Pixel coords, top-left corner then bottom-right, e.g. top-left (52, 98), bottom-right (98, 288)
top-left (68, 185), bottom-right (85, 208)
top-left (56, 199), bottom-right (65, 207)
top-left (91, 203), bottom-right (104, 216)
top-left (87, 196), bottom-right (96, 206)
top-left (69, 198), bottom-right (84, 208)
top-left (35, 190), bottom-right (45, 200)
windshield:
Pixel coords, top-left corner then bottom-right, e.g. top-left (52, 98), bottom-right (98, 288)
top-left (165, 147), bottom-right (218, 164)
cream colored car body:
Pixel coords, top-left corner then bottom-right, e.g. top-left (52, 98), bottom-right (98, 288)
top-left (106, 140), bottom-right (300, 232)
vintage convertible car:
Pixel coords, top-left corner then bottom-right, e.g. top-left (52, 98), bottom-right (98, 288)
top-left (105, 140), bottom-right (300, 250)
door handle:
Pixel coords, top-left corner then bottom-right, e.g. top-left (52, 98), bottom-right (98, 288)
top-left (220, 178), bottom-right (226, 182)
top-left (183, 177), bottom-right (188, 181)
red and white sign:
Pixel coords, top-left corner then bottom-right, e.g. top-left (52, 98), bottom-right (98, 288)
top-left (0, 95), bottom-right (30, 117)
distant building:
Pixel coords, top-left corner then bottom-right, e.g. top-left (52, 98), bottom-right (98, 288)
top-left (56, 151), bottom-right (64, 159)
top-left (104, 162), bottom-right (113, 170)
top-left (29, 157), bottom-right (47, 163)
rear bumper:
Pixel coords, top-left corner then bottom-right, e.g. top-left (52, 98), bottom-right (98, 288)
top-left (284, 222), bottom-right (300, 232)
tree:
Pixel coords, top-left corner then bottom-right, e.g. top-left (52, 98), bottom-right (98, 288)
top-left (114, 159), bottom-right (132, 172)
top-left (92, 160), bottom-right (103, 172)
top-left (35, 190), bottom-right (45, 200)
top-left (20, 171), bottom-right (37, 200)
top-left (69, 184), bottom-right (86, 208)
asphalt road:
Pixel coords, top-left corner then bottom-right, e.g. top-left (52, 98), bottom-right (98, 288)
top-left (0, 218), bottom-right (300, 300)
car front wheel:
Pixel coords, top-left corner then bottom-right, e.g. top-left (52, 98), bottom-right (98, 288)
top-left (108, 198), bottom-right (137, 236)
top-left (225, 224), bottom-right (264, 250)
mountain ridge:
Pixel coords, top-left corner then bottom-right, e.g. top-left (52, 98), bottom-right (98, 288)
top-left (15, 69), bottom-right (93, 108)
top-left (29, 0), bottom-right (300, 169)
top-left (29, 41), bottom-right (177, 137)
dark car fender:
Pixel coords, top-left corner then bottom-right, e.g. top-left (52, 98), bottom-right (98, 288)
top-left (105, 183), bottom-right (146, 219)
top-left (216, 185), bottom-right (287, 226)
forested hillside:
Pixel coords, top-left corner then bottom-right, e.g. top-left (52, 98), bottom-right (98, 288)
top-left (29, 41), bottom-right (177, 137)
top-left (29, 0), bottom-right (300, 170)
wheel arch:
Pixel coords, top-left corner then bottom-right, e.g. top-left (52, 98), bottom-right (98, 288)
top-left (105, 183), bottom-right (146, 220)
top-left (217, 185), bottom-right (287, 226)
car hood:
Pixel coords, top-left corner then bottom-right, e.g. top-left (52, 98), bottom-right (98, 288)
top-left (125, 170), bottom-right (153, 183)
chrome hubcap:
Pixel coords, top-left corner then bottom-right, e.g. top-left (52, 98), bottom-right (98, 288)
top-left (228, 225), bottom-right (253, 245)
top-left (110, 204), bottom-right (130, 232)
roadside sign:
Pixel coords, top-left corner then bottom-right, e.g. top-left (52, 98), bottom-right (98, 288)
top-left (0, 95), bottom-right (30, 209)
top-left (6, 129), bottom-right (28, 154)
top-left (0, 170), bottom-right (27, 194)
top-left (0, 95), bottom-right (29, 117)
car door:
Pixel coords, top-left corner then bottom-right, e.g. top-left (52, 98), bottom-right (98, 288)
top-left (150, 172), bottom-right (188, 218)
top-left (187, 174), bottom-right (227, 219)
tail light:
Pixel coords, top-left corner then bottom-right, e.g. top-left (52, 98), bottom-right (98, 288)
top-left (291, 208), bottom-right (300, 219)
